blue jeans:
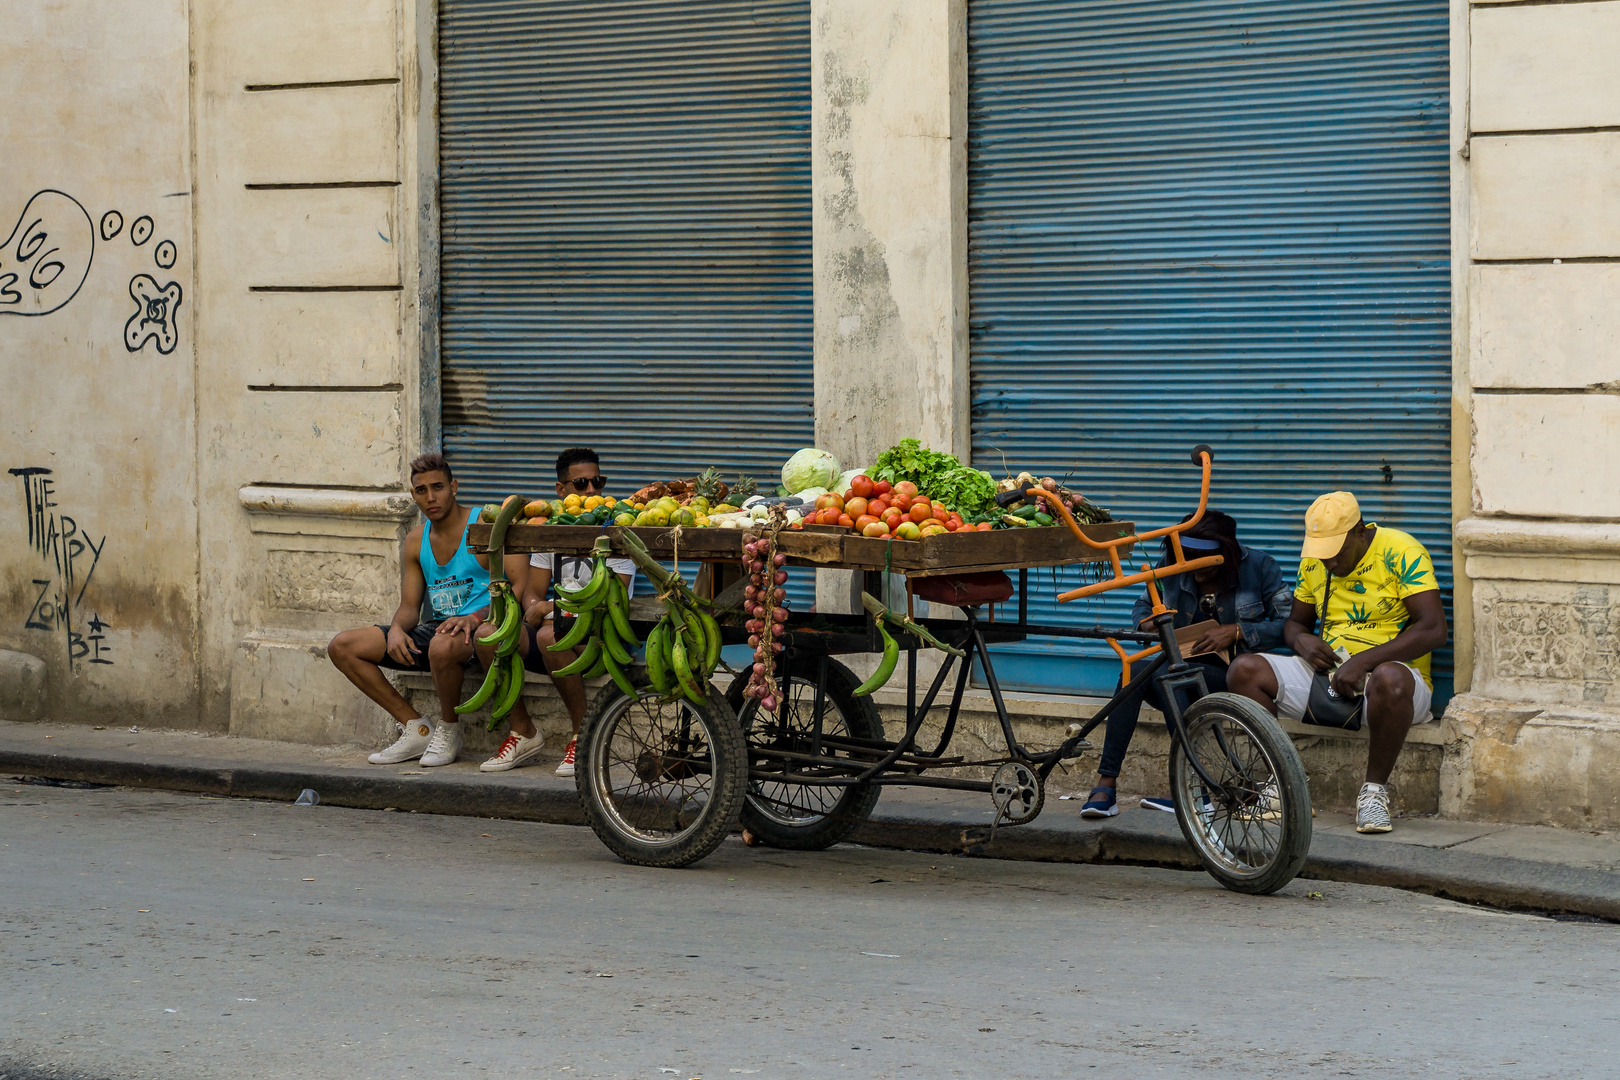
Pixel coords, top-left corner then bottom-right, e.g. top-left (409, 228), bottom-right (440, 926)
top-left (1096, 656), bottom-right (1229, 779)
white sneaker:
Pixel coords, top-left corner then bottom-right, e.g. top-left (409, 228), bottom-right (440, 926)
top-left (419, 720), bottom-right (463, 768)
top-left (1356, 782), bottom-right (1393, 834)
top-left (480, 731), bottom-right (546, 772)
top-left (555, 737), bottom-right (578, 777)
top-left (369, 719), bottom-right (434, 765)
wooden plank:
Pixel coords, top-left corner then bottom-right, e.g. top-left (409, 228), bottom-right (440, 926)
top-left (916, 521), bottom-right (1134, 569)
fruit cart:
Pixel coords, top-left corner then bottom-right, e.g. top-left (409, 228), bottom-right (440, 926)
top-left (472, 446), bottom-right (1312, 895)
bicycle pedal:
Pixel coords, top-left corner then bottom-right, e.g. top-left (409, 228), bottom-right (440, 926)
top-left (1062, 723), bottom-right (1093, 757)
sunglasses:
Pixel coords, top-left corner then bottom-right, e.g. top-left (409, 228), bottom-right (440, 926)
top-left (565, 475), bottom-right (607, 491)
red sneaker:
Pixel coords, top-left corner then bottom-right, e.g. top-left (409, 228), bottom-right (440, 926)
top-left (555, 737), bottom-right (578, 777)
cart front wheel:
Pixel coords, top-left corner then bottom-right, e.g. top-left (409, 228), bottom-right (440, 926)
top-left (727, 659), bottom-right (885, 850)
top-left (577, 669), bottom-right (746, 868)
top-left (1169, 692), bottom-right (1312, 894)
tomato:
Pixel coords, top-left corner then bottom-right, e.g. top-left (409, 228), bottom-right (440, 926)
top-left (837, 513), bottom-right (855, 528)
top-left (854, 514), bottom-right (879, 532)
top-left (920, 518), bottom-right (944, 530)
top-left (890, 493), bottom-right (913, 513)
top-left (815, 492), bottom-right (845, 513)
top-left (977, 521), bottom-right (993, 531)
top-left (920, 523), bottom-right (948, 537)
top-left (844, 496), bottom-right (869, 519)
top-left (870, 496), bottom-right (890, 513)
top-left (894, 521), bottom-right (922, 541)
top-left (862, 520), bottom-right (890, 538)
top-left (909, 502), bottom-right (932, 523)
top-left (872, 480), bottom-right (892, 496)
top-left (881, 508), bottom-right (904, 531)
top-left (827, 508), bottom-right (847, 525)
top-left (946, 513), bottom-right (964, 529)
top-left (849, 474), bottom-right (875, 499)
top-left (893, 480), bottom-right (918, 499)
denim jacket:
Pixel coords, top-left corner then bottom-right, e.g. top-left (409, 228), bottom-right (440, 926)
top-left (1129, 543), bottom-right (1292, 654)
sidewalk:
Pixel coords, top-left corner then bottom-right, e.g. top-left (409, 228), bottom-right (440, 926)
top-left (4, 720), bottom-right (1618, 920)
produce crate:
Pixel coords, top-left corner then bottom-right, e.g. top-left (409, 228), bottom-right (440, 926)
top-left (470, 520), bottom-right (1134, 576)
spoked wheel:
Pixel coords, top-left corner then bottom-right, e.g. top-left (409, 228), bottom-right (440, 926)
top-left (1169, 692), bottom-right (1312, 894)
top-left (576, 668), bottom-right (746, 868)
top-left (726, 659), bottom-right (886, 850)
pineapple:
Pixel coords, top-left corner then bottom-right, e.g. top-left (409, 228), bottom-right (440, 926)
top-left (731, 473), bottom-right (757, 502)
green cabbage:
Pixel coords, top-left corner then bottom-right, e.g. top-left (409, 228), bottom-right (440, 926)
top-left (781, 448), bottom-right (840, 494)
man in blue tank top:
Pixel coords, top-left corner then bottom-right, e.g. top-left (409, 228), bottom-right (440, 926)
top-left (327, 453), bottom-right (529, 767)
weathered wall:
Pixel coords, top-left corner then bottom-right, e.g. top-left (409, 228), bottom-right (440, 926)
top-left (1444, 0), bottom-right (1620, 826)
top-left (192, 0), bottom-right (427, 743)
top-left (811, 0), bottom-right (967, 471)
top-left (0, 0), bottom-right (200, 726)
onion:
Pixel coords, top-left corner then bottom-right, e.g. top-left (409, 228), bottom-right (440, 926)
top-left (773, 553), bottom-right (787, 567)
top-left (761, 695), bottom-right (778, 712)
top-left (772, 608), bottom-right (789, 623)
top-left (771, 588), bottom-right (786, 602)
top-left (747, 635), bottom-right (760, 648)
top-left (744, 585), bottom-right (758, 599)
top-left (771, 623), bottom-right (786, 638)
top-left (773, 570), bottom-right (788, 586)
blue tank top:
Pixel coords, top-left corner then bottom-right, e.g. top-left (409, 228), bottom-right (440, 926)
top-left (420, 518), bottom-right (491, 619)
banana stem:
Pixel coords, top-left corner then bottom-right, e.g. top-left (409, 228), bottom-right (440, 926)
top-left (860, 592), bottom-right (966, 657)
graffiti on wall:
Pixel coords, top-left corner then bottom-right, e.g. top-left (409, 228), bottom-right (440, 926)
top-left (9, 466), bottom-right (112, 668)
top-left (1, 189), bottom-right (184, 353)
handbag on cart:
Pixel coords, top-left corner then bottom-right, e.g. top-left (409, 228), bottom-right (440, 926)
top-left (1301, 565), bottom-right (1364, 731)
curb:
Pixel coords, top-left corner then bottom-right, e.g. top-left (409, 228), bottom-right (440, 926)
top-left (4, 746), bottom-right (1616, 922)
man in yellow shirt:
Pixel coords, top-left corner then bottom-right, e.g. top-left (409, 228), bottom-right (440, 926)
top-left (1227, 492), bottom-right (1448, 834)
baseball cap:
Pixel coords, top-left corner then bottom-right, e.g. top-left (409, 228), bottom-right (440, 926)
top-left (1301, 491), bottom-right (1361, 559)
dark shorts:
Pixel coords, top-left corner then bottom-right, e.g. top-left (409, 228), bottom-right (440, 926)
top-left (522, 621), bottom-right (547, 674)
top-left (374, 622), bottom-right (440, 672)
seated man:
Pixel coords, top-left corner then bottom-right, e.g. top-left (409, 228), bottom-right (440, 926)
top-left (1227, 491), bottom-right (1448, 834)
top-left (327, 452), bottom-right (528, 768)
top-left (473, 447), bottom-right (635, 774)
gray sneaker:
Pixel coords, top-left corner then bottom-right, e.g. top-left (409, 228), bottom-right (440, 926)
top-left (1356, 782), bottom-right (1393, 834)
top-left (368, 719), bottom-right (434, 765)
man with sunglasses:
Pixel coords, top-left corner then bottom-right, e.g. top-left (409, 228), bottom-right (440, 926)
top-left (471, 448), bottom-right (635, 775)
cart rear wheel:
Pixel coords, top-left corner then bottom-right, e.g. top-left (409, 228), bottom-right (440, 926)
top-left (1169, 692), bottom-right (1312, 894)
top-left (727, 659), bottom-right (885, 850)
top-left (576, 668), bottom-right (746, 868)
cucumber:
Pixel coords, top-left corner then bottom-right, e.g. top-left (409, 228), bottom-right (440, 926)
top-left (1034, 512), bottom-right (1054, 526)
top-left (1012, 505), bottom-right (1037, 520)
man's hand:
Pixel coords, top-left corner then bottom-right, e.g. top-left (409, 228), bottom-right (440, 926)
top-left (1331, 652), bottom-right (1372, 699)
top-left (1190, 622), bottom-right (1242, 656)
top-left (524, 597), bottom-right (554, 626)
top-left (385, 626), bottom-right (420, 666)
top-left (437, 614), bottom-right (484, 644)
top-left (1292, 632), bottom-right (1339, 673)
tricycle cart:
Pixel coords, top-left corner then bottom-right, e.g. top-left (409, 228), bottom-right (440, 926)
top-left (475, 446), bottom-right (1312, 895)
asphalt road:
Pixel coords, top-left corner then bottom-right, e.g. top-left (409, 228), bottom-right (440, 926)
top-left (2, 783), bottom-right (1616, 1080)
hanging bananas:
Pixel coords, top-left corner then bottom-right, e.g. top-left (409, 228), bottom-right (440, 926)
top-left (547, 536), bottom-right (640, 700)
top-left (456, 494), bottom-right (532, 730)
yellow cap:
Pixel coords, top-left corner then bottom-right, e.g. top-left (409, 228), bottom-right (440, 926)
top-left (1301, 491), bottom-right (1361, 559)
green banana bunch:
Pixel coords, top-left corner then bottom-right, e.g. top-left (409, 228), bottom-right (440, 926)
top-left (455, 494), bottom-right (532, 728)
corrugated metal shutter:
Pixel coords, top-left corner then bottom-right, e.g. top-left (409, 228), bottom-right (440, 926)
top-left (439, 0), bottom-right (814, 502)
top-left (968, 0), bottom-right (1453, 701)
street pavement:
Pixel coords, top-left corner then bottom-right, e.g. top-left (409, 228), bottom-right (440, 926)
top-left (3, 783), bottom-right (1617, 1080)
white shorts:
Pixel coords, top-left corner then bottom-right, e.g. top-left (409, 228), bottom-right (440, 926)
top-left (1257, 653), bottom-right (1433, 725)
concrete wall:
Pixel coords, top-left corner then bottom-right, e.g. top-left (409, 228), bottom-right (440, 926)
top-left (1444, 0), bottom-right (1620, 826)
top-left (0, 0), bottom-right (200, 726)
top-left (193, 0), bottom-right (428, 744)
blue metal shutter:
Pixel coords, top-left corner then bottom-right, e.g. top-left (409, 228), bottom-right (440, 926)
top-left (439, 0), bottom-right (813, 501)
top-left (968, 0), bottom-right (1453, 702)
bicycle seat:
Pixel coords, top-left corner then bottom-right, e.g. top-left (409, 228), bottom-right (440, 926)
top-left (911, 571), bottom-right (1014, 608)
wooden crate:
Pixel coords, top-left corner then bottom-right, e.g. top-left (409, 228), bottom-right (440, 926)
top-left (470, 520), bottom-right (1136, 576)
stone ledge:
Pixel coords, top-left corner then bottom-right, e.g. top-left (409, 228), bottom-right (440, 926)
top-left (1457, 516), bottom-right (1620, 558)
top-left (240, 485), bottom-right (416, 538)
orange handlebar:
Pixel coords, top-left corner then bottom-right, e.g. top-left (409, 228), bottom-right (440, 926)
top-left (1029, 448), bottom-right (1222, 605)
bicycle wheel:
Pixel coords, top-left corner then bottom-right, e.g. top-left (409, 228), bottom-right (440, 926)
top-left (577, 668), bottom-right (746, 868)
top-left (726, 659), bottom-right (886, 850)
top-left (1169, 692), bottom-right (1312, 894)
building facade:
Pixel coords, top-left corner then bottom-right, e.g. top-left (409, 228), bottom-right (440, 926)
top-left (3, 0), bottom-right (1616, 827)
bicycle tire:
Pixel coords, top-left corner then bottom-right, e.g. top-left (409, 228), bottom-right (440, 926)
top-left (726, 659), bottom-right (885, 850)
top-left (577, 667), bottom-right (746, 868)
top-left (1169, 692), bottom-right (1312, 895)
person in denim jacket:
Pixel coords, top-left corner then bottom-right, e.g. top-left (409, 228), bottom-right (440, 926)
top-left (1079, 510), bottom-right (1292, 818)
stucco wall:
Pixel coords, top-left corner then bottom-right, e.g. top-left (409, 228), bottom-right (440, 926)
top-left (0, 0), bottom-right (200, 726)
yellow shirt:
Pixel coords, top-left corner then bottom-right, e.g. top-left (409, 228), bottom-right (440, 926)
top-left (1293, 524), bottom-right (1439, 688)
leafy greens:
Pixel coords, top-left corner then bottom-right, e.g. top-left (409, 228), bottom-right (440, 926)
top-left (870, 439), bottom-right (998, 516)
